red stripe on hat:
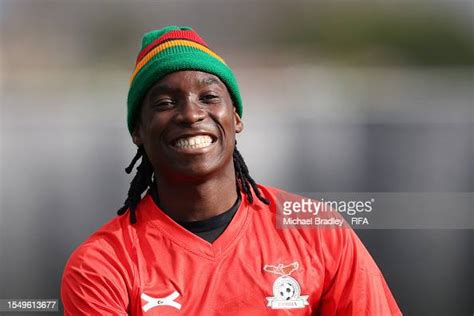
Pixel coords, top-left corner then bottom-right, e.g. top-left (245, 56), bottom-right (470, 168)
top-left (136, 30), bottom-right (209, 65)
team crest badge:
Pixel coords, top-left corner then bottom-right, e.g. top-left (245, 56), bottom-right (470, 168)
top-left (263, 262), bottom-right (309, 309)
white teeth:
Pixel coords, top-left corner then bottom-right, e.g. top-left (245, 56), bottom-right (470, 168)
top-left (175, 135), bottom-right (213, 149)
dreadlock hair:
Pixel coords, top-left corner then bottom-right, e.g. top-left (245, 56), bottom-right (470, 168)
top-left (117, 142), bottom-right (270, 224)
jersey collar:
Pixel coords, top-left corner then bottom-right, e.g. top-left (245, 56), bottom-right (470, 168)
top-left (140, 191), bottom-right (251, 260)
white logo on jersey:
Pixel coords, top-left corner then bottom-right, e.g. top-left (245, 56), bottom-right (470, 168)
top-left (263, 262), bottom-right (309, 309)
top-left (141, 291), bottom-right (181, 312)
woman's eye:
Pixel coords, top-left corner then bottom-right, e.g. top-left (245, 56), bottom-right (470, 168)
top-left (154, 99), bottom-right (174, 108)
top-left (201, 94), bottom-right (220, 102)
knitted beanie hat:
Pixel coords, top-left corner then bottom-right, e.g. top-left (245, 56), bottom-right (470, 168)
top-left (127, 25), bottom-right (243, 134)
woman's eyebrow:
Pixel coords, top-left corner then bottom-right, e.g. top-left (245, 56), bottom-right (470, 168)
top-left (200, 76), bottom-right (222, 86)
top-left (148, 84), bottom-right (175, 99)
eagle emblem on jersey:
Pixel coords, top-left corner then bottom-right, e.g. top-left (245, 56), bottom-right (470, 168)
top-left (263, 261), bottom-right (309, 309)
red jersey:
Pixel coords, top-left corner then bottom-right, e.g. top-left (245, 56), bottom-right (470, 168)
top-left (61, 185), bottom-right (402, 315)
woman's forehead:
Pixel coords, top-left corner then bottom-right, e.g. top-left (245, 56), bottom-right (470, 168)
top-left (145, 71), bottom-right (227, 100)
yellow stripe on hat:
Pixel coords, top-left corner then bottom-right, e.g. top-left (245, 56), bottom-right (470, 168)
top-left (129, 39), bottom-right (226, 85)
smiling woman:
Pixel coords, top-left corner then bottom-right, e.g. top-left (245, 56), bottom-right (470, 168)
top-left (116, 25), bottom-right (269, 224)
top-left (61, 26), bottom-right (402, 315)
top-left (131, 71), bottom-right (246, 222)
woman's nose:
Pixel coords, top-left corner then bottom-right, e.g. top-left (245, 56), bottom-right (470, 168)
top-left (175, 96), bottom-right (205, 125)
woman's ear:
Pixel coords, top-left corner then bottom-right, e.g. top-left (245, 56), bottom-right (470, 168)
top-left (234, 108), bottom-right (244, 133)
top-left (132, 126), bottom-right (143, 146)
